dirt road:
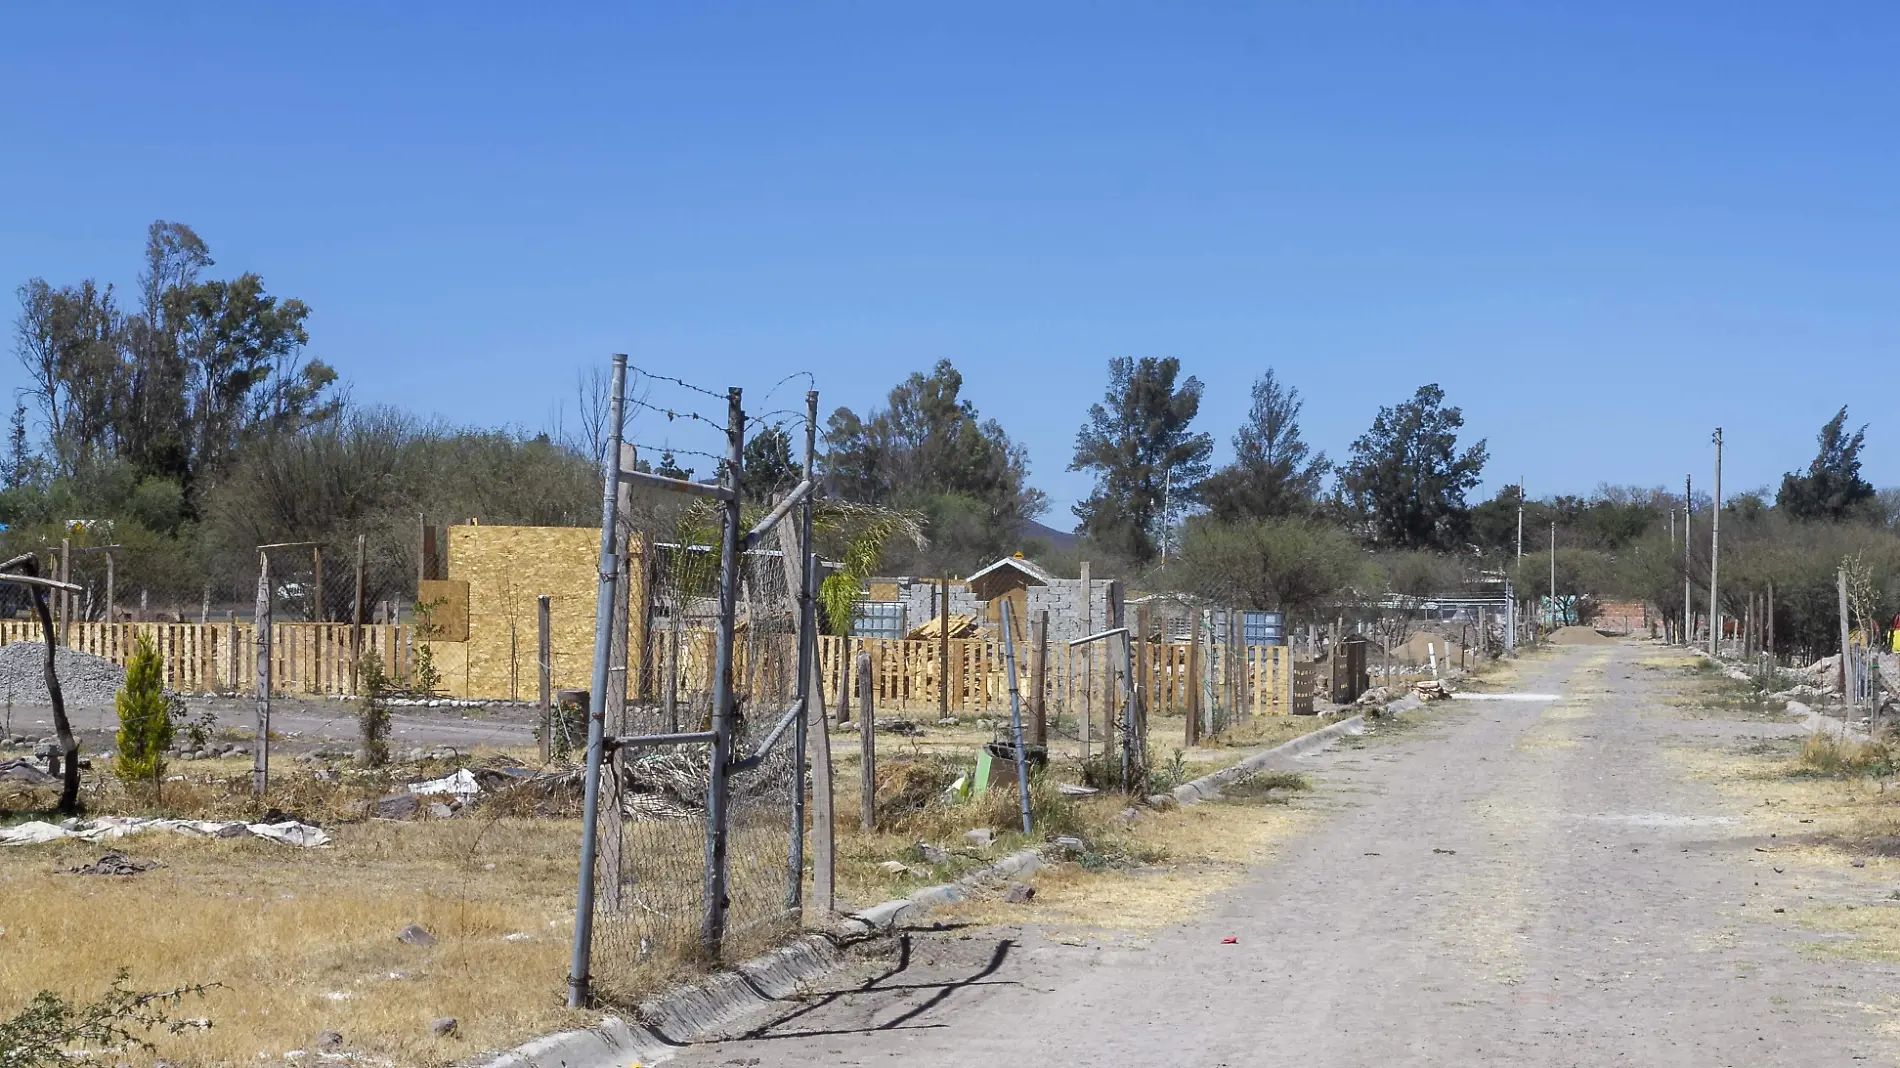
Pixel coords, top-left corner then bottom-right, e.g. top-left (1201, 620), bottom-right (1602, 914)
top-left (665, 642), bottom-right (1900, 1066)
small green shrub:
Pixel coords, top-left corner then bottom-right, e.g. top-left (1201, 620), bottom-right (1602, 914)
top-left (113, 636), bottom-right (173, 789)
top-left (357, 653), bottom-right (392, 766)
top-left (0, 969), bottom-right (210, 1067)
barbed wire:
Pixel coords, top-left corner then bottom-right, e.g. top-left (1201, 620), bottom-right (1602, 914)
top-left (747, 371), bottom-right (817, 419)
top-left (626, 363), bottom-right (730, 404)
top-left (627, 441), bottom-right (727, 466)
top-left (628, 396), bottom-right (726, 431)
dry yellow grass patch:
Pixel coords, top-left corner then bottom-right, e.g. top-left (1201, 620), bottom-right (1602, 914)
top-left (1, 768), bottom-right (602, 1065)
top-left (933, 796), bottom-right (1312, 932)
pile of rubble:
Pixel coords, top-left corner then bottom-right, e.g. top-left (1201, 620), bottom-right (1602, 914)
top-left (0, 642), bottom-right (126, 706)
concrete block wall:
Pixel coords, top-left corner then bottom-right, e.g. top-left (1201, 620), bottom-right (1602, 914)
top-left (878, 575), bottom-right (1114, 643)
top-left (893, 579), bottom-right (984, 630)
top-left (1026, 578), bottom-right (1114, 642)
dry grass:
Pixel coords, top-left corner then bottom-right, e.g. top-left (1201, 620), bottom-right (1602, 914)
top-left (0, 713), bottom-right (1339, 1063)
top-left (0, 747), bottom-right (616, 1064)
top-left (930, 792), bottom-right (1313, 931)
top-left (0, 812), bottom-right (589, 1066)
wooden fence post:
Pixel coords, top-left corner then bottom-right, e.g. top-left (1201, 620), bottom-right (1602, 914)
top-left (351, 534), bottom-right (366, 693)
top-left (938, 576), bottom-right (951, 721)
top-left (858, 650), bottom-right (875, 831)
top-left (1031, 609), bottom-right (1048, 749)
top-left (1135, 603), bottom-right (1151, 761)
top-left (538, 594), bottom-right (553, 762)
top-left (1078, 561), bottom-right (1092, 760)
top-left (253, 551), bottom-right (272, 797)
top-left (1186, 616), bottom-right (1202, 746)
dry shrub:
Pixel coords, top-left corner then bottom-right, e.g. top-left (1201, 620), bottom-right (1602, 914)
top-left (1796, 734), bottom-right (1897, 780)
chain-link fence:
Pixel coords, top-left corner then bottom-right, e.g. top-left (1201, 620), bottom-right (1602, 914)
top-left (583, 374), bottom-right (811, 1002)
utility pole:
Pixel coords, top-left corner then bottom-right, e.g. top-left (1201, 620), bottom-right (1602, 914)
top-left (1548, 522), bottom-right (1557, 628)
top-left (1682, 474), bottom-right (1693, 646)
top-left (1516, 476), bottom-right (1525, 562)
top-left (1160, 468), bottom-right (1172, 563)
top-left (1709, 428), bottom-right (1723, 657)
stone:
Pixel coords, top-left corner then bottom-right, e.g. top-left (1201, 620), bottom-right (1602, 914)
top-left (1115, 807), bottom-right (1143, 824)
top-left (429, 1016), bottom-right (458, 1038)
top-left (1054, 836), bottom-right (1085, 854)
top-left (427, 802), bottom-right (456, 820)
top-left (373, 795), bottom-right (421, 821)
top-left (1003, 882), bottom-right (1035, 903)
top-left (230, 746), bottom-right (249, 757)
top-left (396, 923), bottom-right (436, 947)
top-left (315, 1030), bottom-right (344, 1052)
top-left (915, 841), bottom-right (951, 866)
top-left (405, 747), bottom-right (427, 762)
top-left (964, 828), bottom-right (994, 848)
top-left (877, 860), bottom-right (912, 874)
top-left (937, 717), bottom-right (958, 727)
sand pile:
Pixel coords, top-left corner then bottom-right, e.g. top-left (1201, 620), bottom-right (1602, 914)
top-left (1549, 625), bottom-right (1617, 646)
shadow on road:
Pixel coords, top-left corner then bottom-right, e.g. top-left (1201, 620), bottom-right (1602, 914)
top-left (724, 932), bottom-right (1021, 1043)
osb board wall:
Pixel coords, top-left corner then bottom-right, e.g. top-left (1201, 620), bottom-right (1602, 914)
top-left (416, 579), bottom-right (470, 642)
top-left (437, 525), bottom-right (640, 700)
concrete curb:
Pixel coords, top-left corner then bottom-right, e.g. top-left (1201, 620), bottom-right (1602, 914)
top-left (469, 847), bottom-right (1045, 1068)
top-left (1161, 714), bottom-right (1365, 807)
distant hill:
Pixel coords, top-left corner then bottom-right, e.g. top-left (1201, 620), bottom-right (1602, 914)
top-left (1023, 519), bottom-right (1079, 552)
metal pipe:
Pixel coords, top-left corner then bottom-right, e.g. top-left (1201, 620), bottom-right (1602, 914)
top-left (741, 479), bottom-right (813, 551)
top-left (729, 698), bottom-right (805, 772)
top-left (606, 730), bottom-right (717, 749)
top-left (616, 467), bottom-right (735, 501)
top-left (0, 574), bottom-right (83, 594)
top-left (1068, 627), bottom-right (1130, 647)
top-left (1000, 608), bottom-right (1033, 834)
top-left (701, 387), bottom-right (745, 961)
top-left (568, 354), bottom-right (628, 1010)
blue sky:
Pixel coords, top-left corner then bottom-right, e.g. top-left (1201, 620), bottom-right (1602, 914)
top-left (2, 4), bottom-right (1895, 525)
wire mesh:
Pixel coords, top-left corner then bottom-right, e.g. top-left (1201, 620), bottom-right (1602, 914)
top-left (589, 513), bottom-right (803, 998)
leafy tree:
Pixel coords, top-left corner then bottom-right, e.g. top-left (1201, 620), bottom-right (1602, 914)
top-left (739, 424), bottom-right (798, 502)
top-left (1777, 406), bottom-right (1875, 521)
top-left (13, 221), bottom-right (336, 500)
top-left (1199, 370), bottom-right (1329, 522)
top-left (1070, 356), bottom-right (1213, 565)
top-left (822, 360), bottom-right (1044, 571)
top-left (1338, 384), bottom-right (1487, 550)
top-left (112, 635), bottom-right (173, 789)
top-left (1170, 516), bottom-right (1364, 618)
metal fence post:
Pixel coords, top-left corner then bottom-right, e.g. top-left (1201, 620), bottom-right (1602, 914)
top-left (787, 389), bottom-right (818, 912)
top-left (567, 353), bottom-right (628, 1009)
top-left (1000, 608), bottom-right (1032, 834)
top-left (701, 387), bottom-right (745, 962)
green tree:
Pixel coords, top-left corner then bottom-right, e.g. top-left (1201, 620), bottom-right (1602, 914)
top-left (739, 423), bottom-right (798, 503)
top-left (1199, 370), bottom-right (1329, 522)
top-left (1170, 516), bottom-right (1364, 618)
top-left (1070, 356), bottom-right (1213, 565)
top-left (1777, 406), bottom-right (1875, 522)
top-left (822, 360), bottom-right (1044, 571)
top-left (13, 221), bottom-right (336, 499)
top-left (1339, 384), bottom-right (1488, 550)
top-left (113, 635), bottom-right (173, 789)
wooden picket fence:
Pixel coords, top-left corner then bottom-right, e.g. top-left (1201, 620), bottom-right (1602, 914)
top-left (816, 635), bottom-right (1309, 717)
top-left (0, 621), bottom-right (418, 697)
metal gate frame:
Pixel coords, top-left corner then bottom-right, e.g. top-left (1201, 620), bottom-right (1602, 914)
top-left (566, 355), bottom-right (820, 1007)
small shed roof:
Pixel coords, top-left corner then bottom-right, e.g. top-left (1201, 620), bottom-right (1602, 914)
top-left (964, 554), bottom-right (1059, 600)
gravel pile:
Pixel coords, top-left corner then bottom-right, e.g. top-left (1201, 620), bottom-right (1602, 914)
top-left (0, 641), bottom-right (128, 706)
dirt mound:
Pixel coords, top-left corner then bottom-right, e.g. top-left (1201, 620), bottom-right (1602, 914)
top-left (1549, 625), bottom-right (1617, 646)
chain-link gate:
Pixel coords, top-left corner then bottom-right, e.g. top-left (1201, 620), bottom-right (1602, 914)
top-left (569, 356), bottom-right (819, 1006)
